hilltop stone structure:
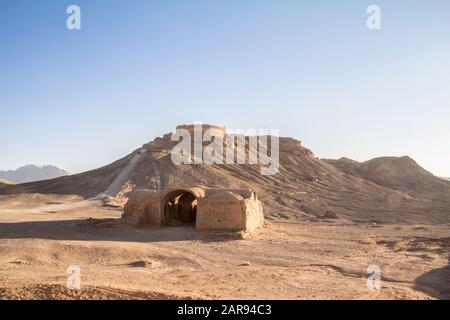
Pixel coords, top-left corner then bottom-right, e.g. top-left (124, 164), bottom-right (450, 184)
top-left (123, 187), bottom-right (264, 232)
top-left (176, 124), bottom-right (226, 140)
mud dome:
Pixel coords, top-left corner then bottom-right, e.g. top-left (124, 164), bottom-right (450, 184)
top-left (123, 187), bottom-right (264, 232)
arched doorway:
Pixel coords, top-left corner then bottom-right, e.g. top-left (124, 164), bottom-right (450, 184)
top-left (160, 189), bottom-right (198, 226)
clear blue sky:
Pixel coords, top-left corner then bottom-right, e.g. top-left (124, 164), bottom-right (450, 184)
top-left (1, 0), bottom-right (449, 176)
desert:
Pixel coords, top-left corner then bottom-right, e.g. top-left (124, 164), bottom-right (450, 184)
top-left (0, 127), bottom-right (448, 300)
top-left (1, 2), bottom-right (450, 303)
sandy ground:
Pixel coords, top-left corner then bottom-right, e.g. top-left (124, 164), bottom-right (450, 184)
top-left (0, 194), bottom-right (448, 300)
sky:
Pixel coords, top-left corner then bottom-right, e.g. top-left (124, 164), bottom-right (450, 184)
top-left (0, 0), bottom-right (449, 176)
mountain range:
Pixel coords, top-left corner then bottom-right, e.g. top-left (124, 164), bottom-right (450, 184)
top-left (0, 165), bottom-right (70, 184)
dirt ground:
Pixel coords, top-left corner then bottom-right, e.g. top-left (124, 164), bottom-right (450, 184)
top-left (0, 194), bottom-right (448, 300)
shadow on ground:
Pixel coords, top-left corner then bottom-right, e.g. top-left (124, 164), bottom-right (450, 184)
top-left (414, 256), bottom-right (450, 300)
top-left (0, 219), bottom-right (240, 243)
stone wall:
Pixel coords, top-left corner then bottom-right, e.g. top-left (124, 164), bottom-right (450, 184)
top-left (123, 190), bottom-right (161, 226)
top-left (123, 187), bottom-right (264, 232)
top-left (244, 197), bottom-right (265, 232)
top-left (196, 192), bottom-right (246, 230)
top-left (176, 124), bottom-right (226, 141)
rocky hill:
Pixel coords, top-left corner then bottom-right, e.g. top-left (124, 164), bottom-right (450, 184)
top-left (323, 157), bottom-right (450, 198)
top-left (1, 130), bottom-right (449, 224)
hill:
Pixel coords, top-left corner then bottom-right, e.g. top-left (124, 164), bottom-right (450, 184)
top-left (1, 129), bottom-right (449, 224)
top-left (323, 156), bottom-right (450, 197)
top-left (0, 165), bottom-right (70, 184)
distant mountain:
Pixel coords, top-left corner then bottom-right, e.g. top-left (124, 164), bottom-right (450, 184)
top-left (0, 165), bottom-right (70, 184)
top-left (323, 156), bottom-right (450, 196)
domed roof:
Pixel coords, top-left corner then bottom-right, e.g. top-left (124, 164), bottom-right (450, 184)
top-left (207, 190), bottom-right (244, 201)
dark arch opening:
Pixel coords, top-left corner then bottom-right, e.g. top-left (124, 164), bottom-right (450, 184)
top-left (161, 189), bottom-right (197, 226)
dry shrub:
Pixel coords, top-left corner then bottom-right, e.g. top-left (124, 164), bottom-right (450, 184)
top-left (361, 237), bottom-right (377, 245)
top-left (321, 210), bottom-right (338, 219)
top-left (393, 241), bottom-right (408, 251)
